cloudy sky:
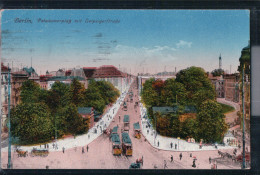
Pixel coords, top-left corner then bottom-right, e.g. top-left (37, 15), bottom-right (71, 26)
top-left (1, 10), bottom-right (249, 75)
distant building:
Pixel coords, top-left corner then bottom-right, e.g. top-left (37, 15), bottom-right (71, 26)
top-left (1, 63), bottom-right (9, 128)
top-left (224, 74), bottom-right (240, 103)
top-left (208, 74), bottom-right (225, 98)
top-left (78, 107), bottom-right (95, 129)
top-left (47, 76), bottom-right (87, 90)
top-left (84, 65), bottom-right (132, 94)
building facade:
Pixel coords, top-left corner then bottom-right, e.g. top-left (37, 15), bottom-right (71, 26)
top-left (224, 74), bottom-right (240, 103)
top-left (84, 65), bottom-right (133, 94)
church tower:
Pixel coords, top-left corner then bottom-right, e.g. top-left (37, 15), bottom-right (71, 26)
top-left (219, 54), bottom-right (222, 69)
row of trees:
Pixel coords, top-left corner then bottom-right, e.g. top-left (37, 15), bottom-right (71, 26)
top-left (141, 66), bottom-right (228, 143)
top-left (11, 79), bottom-right (120, 144)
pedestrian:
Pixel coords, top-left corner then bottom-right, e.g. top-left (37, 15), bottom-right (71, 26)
top-left (171, 155), bottom-right (173, 162)
top-left (192, 159), bottom-right (196, 168)
top-left (87, 145), bottom-right (89, 152)
top-left (209, 157), bottom-right (211, 164)
top-left (44, 144), bottom-right (46, 149)
top-left (170, 142), bottom-right (173, 149)
top-left (47, 144), bottom-right (49, 149)
top-left (190, 153), bottom-right (192, 157)
top-left (62, 147), bottom-right (65, 153)
top-left (164, 160), bottom-right (168, 169)
top-left (175, 143), bottom-right (177, 150)
top-left (119, 115), bottom-right (121, 122)
top-left (158, 141), bottom-right (160, 147)
top-left (179, 153), bottom-right (182, 160)
top-left (82, 147), bottom-right (84, 154)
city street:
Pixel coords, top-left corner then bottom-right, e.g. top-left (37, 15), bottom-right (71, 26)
top-left (1, 80), bottom-right (242, 169)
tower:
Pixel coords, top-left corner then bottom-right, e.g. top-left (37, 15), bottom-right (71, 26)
top-left (219, 54), bottom-right (222, 70)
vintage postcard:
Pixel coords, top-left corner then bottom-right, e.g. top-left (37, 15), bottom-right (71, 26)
top-left (0, 9), bottom-right (250, 169)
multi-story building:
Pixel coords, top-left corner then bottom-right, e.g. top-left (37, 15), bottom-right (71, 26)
top-left (1, 63), bottom-right (9, 128)
top-left (46, 76), bottom-right (87, 90)
top-left (208, 74), bottom-right (225, 98)
top-left (224, 74), bottom-right (240, 103)
top-left (84, 65), bottom-right (132, 94)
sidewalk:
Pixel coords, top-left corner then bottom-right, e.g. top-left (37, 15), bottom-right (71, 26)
top-left (2, 79), bottom-right (133, 153)
top-left (139, 101), bottom-right (237, 152)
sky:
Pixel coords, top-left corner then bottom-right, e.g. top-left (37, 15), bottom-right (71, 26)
top-left (1, 10), bottom-right (249, 75)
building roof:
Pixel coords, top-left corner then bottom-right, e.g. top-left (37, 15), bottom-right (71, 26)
top-left (123, 115), bottom-right (130, 123)
top-left (23, 67), bottom-right (37, 76)
top-left (1, 63), bottom-right (9, 72)
top-left (152, 106), bottom-right (178, 114)
top-left (133, 122), bottom-right (140, 130)
top-left (111, 133), bottom-right (120, 145)
top-left (152, 106), bottom-right (197, 114)
top-left (48, 76), bottom-right (85, 81)
top-left (12, 70), bottom-right (28, 77)
top-left (83, 67), bottom-right (97, 78)
top-left (184, 106), bottom-right (197, 113)
top-left (122, 132), bottom-right (132, 144)
top-left (78, 107), bottom-right (93, 115)
top-left (224, 131), bottom-right (235, 138)
top-left (92, 65), bottom-right (125, 78)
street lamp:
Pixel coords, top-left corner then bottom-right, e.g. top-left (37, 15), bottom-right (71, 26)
top-left (242, 64), bottom-right (246, 169)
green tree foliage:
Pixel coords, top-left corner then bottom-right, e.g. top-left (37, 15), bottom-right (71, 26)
top-left (238, 44), bottom-right (250, 75)
top-left (10, 103), bottom-right (53, 144)
top-left (84, 80), bottom-right (120, 113)
top-left (20, 80), bottom-right (41, 103)
top-left (69, 79), bottom-right (85, 107)
top-left (141, 78), bottom-right (158, 107)
top-left (155, 113), bottom-right (181, 137)
top-left (47, 81), bottom-right (70, 111)
top-left (56, 104), bottom-right (87, 135)
top-left (175, 66), bottom-right (215, 105)
top-left (162, 78), bottom-right (187, 106)
top-left (211, 69), bottom-right (224, 77)
top-left (12, 78), bottom-right (119, 145)
top-left (141, 66), bottom-right (226, 143)
top-left (180, 118), bottom-right (198, 139)
top-left (196, 100), bottom-right (228, 143)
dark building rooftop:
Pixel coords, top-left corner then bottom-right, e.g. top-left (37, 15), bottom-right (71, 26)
top-left (78, 107), bottom-right (93, 115)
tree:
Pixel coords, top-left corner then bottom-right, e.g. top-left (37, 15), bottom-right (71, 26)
top-left (211, 69), bottom-right (224, 77)
top-left (47, 81), bottom-right (70, 112)
top-left (95, 81), bottom-right (120, 104)
top-left (20, 80), bottom-right (41, 103)
top-left (175, 66), bottom-right (215, 106)
top-left (196, 100), bottom-right (228, 143)
top-left (56, 104), bottom-right (87, 135)
top-left (10, 103), bottom-right (53, 144)
top-left (69, 79), bottom-right (85, 107)
top-left (181, 118), bottom-right (198, 139)
top-left (162, 78), bottom-right (187, 106)
top-left (237, 43), bottom-right (250, 75)
top-left (141, 78), bottom-right (159, 106)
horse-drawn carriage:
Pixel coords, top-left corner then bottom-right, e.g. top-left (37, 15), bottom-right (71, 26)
top-left (133, 122), bottom-right (141, 139)
top-left (30, 148), bottom-right (49, 157)
top-left (16, 149), bottom-right (28, 157)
